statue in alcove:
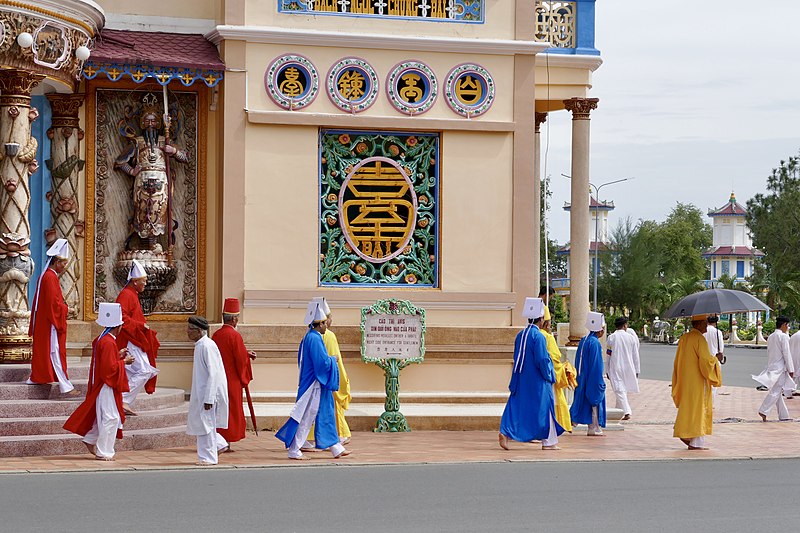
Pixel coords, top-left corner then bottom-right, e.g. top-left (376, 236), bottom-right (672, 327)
top-left (112, 92), bottom-right (188, 314)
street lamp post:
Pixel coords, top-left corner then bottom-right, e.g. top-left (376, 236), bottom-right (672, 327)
top-left (561, 175), bottom-right (632, 311)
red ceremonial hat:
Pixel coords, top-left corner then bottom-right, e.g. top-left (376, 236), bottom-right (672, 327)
top-left (222, 298), bottom-right (240, 314)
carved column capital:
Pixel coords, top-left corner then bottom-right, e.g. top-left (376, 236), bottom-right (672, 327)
top-left (535, 112), bottom-right (548, 132)
top-left (564, 97), bottom-right (599, 120)
top-left (0, 70), bottom-right (44, 107)
top-left (47, 94), bottom-right (84, 129)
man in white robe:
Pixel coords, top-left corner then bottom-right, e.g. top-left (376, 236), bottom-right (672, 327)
top-left (791, 330), bottom-right (800, 391)
top-left (704, 315), bottom-right (725, 403)
top-left (753, 316), bottom-right (794, 421)
top-left (606, 316), bottom-right (640, 420)
top-left (186, 316), bottom-right (229, 465)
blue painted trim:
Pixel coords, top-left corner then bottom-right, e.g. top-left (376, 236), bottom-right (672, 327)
top-left (542, 0), bottom-right (600, 56)
top-left (278, 0), bottom-right (484, 23)
top-left (28, 96), bottom-right (53, 304)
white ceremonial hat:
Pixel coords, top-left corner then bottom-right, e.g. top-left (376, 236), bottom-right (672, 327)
top-left (303, 299), bottom-right (327, 326)
top-left (46, 238), bottom-right (69, 259)
top-left (585, 311), bottom-right (606, 332)
top-left (521, 297), bottom-right (545, 320)
top-left (127, 259), bottom-right (147, 280)
top-left (96, 302), bottom-right (124, 328)
top-left (310, 296), bottom-right (331, 316)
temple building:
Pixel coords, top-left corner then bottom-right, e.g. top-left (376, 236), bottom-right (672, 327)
top-left (0, 0), bottom-right (603, 430)
top-left (703, 192), bottom-right (763, 286)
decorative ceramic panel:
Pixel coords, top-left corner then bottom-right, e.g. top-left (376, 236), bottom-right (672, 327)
top-left (326, 57), bottom-right (379, 113)
top-left (444, 63), bottom-right (494, 118)
top-left (319, 130), bottom-right (439, 287)
top-left (386, 61), bottom-right (437, 116)
top-left (265, 54), bottom-right (319, 110)
top-left (278, 0), bottom-right (484, 23)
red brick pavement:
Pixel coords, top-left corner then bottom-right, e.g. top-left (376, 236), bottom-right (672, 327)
top-left (1, 379), bottom-right (798, 473)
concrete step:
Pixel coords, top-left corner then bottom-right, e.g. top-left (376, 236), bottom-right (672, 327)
top-left (0, 405), bottom-right (189, 436)
top-left (0, 363), bottom-right (89, 383)
top-left (0, 425), bottom-right (195, 458)
top-left (0, 388), bottom-right (186, 418)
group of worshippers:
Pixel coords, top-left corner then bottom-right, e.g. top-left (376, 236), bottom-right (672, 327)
top-left (498, 296), bottom-right (643, 450)
top-left (276, 297), bottom-right (352, 460)
top-left (29, 248), bottom-right (159, 415)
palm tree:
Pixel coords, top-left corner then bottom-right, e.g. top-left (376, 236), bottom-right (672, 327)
top-left (670, 276), bottom-right (704, 299)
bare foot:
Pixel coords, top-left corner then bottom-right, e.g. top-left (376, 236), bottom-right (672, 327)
top-left (122, 403), bottom-right (137, 416)
top-left (95, 456), bottom-right (115, 461)
top-left (195, 461), bottom-right (215, 466)
top-left (498, 433), bottom-right (510, 450)
top-left (621, 414), bottom-right (631, 421)
top-left (334, 450), bottom-right (351, 459)
top-left (288, 455), bottom-right (309, 461)
top-left (687, 446), bottom-right (709, 450)
top-left (680, 438), bottom-right (691, 447)
top-left (63, 389), bottom-right (82, 397)
top-left (759, 412), bottom-right (767, 422)
top-left (219, 446), bottom-right (230, 454)
top-left (541, 445), bottom-right (561, 450)
top-left (341, 437), bottom-right (351, 445)
top-left (587, 431), bottom-right (605, 437)
top-left (83, 442), bottom-right (96, 455)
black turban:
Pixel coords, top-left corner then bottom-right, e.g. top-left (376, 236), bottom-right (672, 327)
top-left (188, 316), bottom-right (209, 330)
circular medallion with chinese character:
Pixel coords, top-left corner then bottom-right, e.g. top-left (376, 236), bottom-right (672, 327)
top-left (338, 156), bottom-right (418, 264)
top-left (444, 63), bottom-right (495, 118)
top-left (265, 54), bottom-right (319, 110)
top-left (326, 58), bottom-right (379, 113)
top-left (386, 61), bottom-right (437, 116)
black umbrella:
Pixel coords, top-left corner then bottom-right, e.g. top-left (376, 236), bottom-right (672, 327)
top-left (664, 288), bottom-right (770, 318)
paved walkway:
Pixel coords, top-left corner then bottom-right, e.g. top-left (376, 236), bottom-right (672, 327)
top-left (2, 379), bottom-right (799, 474)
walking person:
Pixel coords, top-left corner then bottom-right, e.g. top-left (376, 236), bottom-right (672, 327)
top-left (186, 316), bottom-right (229, 466)
top-left (753, 316), bottom-right (794, 421)
top-left (703, 315), bottom-right (725, 403)
top-left (570, 312), bottom-right (607, 436)
top-left (606, 316), bottom-right (640, 420)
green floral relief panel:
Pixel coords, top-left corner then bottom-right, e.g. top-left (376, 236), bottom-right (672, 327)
top-left (319, 130), bottom-right (440, 286)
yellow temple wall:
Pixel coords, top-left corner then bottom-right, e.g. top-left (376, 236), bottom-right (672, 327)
top-left (95, 0), bottom-right (219, 20)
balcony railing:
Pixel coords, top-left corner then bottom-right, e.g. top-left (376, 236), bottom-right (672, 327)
top-left (535, 0), bottom-right (599, 56)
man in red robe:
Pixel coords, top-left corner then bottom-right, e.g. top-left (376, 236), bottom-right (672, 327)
top-left (64, 303), bottom-right (134, 461)
top-left (213, 298), bottom-right (256, 451)
top-left (116, 259), bottom-right (160, 415)
top-left (27, 238), bottom-right (77, 395)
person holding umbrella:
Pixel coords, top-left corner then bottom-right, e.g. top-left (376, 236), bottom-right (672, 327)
top-left (672, 314), bottom-right (722, 450)
top-left (753, 316), bottom-right (794, 422)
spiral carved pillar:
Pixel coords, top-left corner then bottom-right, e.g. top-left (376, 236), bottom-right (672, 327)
top-left (0, 69), bottom-right (44, 362)
top-left (45, 94), bottom-right (84, 319)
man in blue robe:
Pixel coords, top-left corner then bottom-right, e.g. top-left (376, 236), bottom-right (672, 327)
top-left (499, 297), bottom-right (564, 451)
top-left (570, 311), bottom-right (607, 436)
top-left (275, 300), bottom-right (351, 460)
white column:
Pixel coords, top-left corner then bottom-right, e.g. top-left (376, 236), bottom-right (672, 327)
top-left (534, 112), bottom-right (547, 296)
top-left (564, 97), bottom-right (598, 343)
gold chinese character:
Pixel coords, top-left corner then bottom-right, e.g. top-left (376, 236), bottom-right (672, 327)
top-left (455, 75), bottom-right (482, 105)
top-left (279, 67), bottom-right (305, 97)
top-left (398, 73), bottom-right (424, 103)
top-left (342, 161), bottom-right (415, 261)
top-left (338, 70), bottom-right (366, 101)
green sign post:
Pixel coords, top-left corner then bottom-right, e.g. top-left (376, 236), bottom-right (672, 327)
top-left (360, 299), bottom-right (426, 432)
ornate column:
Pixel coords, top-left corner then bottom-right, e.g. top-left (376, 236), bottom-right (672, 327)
top-left (534, 111), bottom-right (548, 297)
top-left (46, 94), bottom-right (84, 319)
top-left (0, 69), bottom-right (44, 362)
top-left (564, 97), bottom-right (598, 344)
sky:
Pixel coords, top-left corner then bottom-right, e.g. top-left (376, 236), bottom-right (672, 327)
top-left (541, 2), bottom-right (800, 244)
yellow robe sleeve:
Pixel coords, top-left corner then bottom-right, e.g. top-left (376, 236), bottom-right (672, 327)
top-left (544, 332), bottom-right (568, 389)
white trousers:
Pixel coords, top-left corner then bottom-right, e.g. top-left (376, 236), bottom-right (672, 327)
top-left (122, 342), bottom-right (159, 407)
top-left (287, 383), bottom-right (345, 459)
top-left (588, 406), bottom-right (603, 435)
top-left (760, 377), bottom-right (791, 420)
top-left (215, 432), bottom-right (229, 451)
top-left (28, 326), bottom-right (74, 393)
top-left (614, 389), bottom-right (631, 416)
top-left (197, 431), bottom-right (220, 464)
top-left (83, 385), bottom-right (121, 459)
top-left (541, 415), bottom-right (558, 447)
top-left (689, 436), bottom-right (705, 448)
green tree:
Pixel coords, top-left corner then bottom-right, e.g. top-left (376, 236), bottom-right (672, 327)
top-left (540, 174), bottom-right (568, 283)
top-left (657, 203), bottom-right (713, 281)
top-left (746, 152), bottom-right (800, 317)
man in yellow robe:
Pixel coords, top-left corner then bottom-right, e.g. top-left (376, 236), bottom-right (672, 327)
top-left (542, 307), bottom-right (573, 432)
top-left (320, 298), bottom-right (351, 445)
top-left (672, 314), bottom-right (722, 450)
